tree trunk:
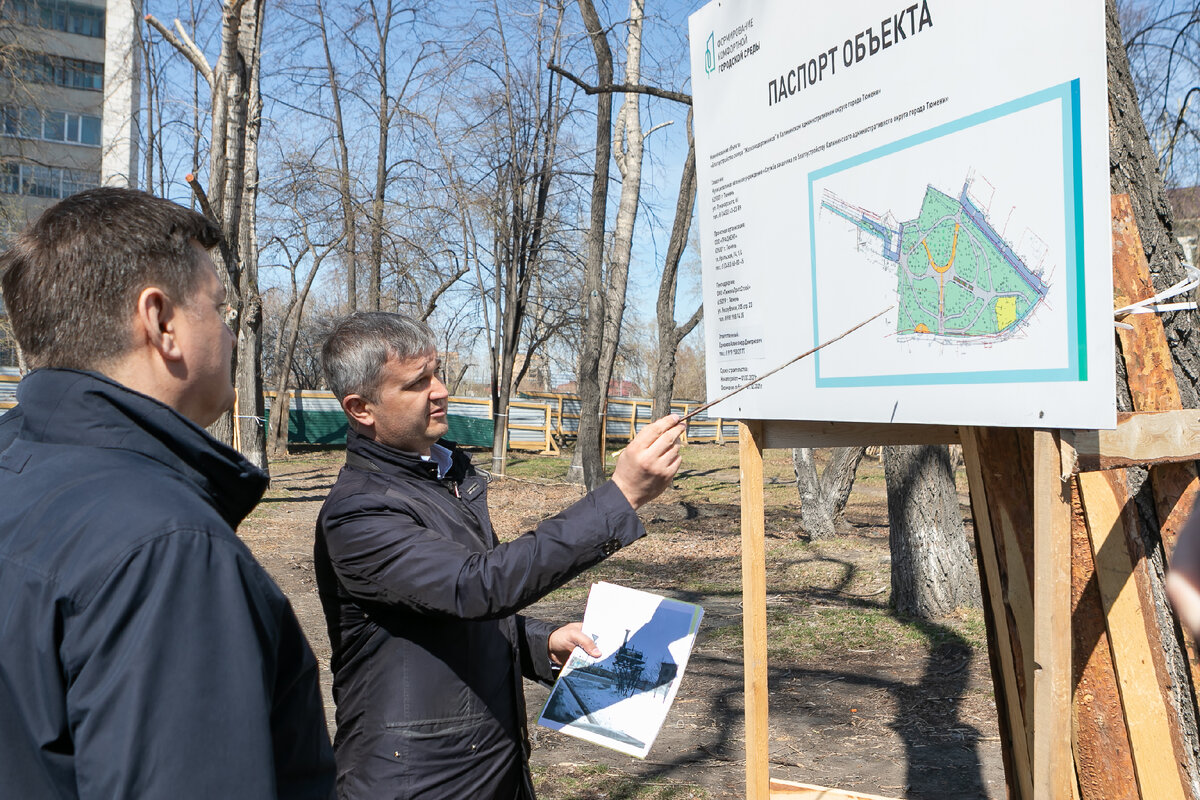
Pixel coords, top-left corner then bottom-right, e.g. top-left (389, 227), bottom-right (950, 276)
top-left (571, 0), bottom-right (614, 489)
top-left (483, 3), bottom-right (565, 477)
top-left (823, 446), bottom-right (867, 523)
top-left (884, 445), bottom-right (979, 618)
top-left (316, 0), bottom-right (357, 312)
top-left (793, 448), bottom-right (835, 540)
top-left (147, 0), bottom-right (269, 471)
top-left (594, 0), bottom-right (646, 428)
top-left (792, 446), bottom-right (866, 539)
top-left (267, 388), bottom-right (290, 459)
top-left (652, 110), bottom-right (701, 419)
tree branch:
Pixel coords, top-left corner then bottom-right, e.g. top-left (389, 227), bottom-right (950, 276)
top-left (144, 14), bottom-right (213, 87)
top-left (548, 63), bottom-right (691, 105)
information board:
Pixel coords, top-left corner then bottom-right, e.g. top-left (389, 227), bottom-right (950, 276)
top-left (688, 1), bottom-right (1114, 428)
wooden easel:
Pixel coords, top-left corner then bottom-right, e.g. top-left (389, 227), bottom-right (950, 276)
top-left (737, 195), bottom-right (1200, 799)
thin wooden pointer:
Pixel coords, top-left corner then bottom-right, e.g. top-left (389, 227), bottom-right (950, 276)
top-left (610, 306), bottom-right (893, 460)
top-left (677, 304), bottom-right (895, 424)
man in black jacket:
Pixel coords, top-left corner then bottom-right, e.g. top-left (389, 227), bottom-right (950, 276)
top-left (0, 188), bottom-right (336, 798)
top-left (316, 312), bottom-right (685, 799)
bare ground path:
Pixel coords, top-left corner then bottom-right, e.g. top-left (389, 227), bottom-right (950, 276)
top-left (241, 446), bottom-right (1005, 799)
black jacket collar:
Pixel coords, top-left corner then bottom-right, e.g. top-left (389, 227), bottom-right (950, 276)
top-left (12, 368), bottom-right (267, 527)
top-left (346, 429), bottom-right (471, 483)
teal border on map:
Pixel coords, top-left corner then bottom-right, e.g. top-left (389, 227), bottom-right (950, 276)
top-left (807, 79), bottom-right (1085, 388)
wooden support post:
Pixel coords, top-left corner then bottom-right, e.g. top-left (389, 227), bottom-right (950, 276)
top-left (740, 421), bottom-right (769, 800)
top-left (1032, 430), bottom-right (1073, 799)
top-left (1077, 470), bottom-right (1190, 800)
top-left (961, 427), bottom-right (1035, 800)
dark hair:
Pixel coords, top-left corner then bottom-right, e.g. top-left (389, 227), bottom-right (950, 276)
top-left (322, 311), bottom-right (436, 402)
top-left (0, 187), bottom-right (222, 369)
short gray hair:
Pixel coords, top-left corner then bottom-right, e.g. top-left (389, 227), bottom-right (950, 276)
top-left (322, 311), bottom-right (437, 402)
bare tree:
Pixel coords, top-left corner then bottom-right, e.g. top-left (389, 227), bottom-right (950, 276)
top-left (566, 0), bottom-right (695, 486)
top-left (146, 0), bottom-right (270, 469)
top-left (570, 0), bottom-right (616, 488)
top-left (593, 0), bottom-right (649, 425)
top-left (313, 0), bottom-right (359, 311)
top-left (262, 160), bottom-right (343, 457)
top-left (651, 110), bottom-right (702, 419)
top-left (1120, 0), bottom-right (1200, 187)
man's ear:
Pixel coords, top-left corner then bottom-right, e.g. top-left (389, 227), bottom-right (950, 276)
top-left (342, 394), bottom-right (375, 430)
top-left (134, 286), bottom-right (182, 361)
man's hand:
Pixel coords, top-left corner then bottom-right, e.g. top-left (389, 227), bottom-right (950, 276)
top-left (548, 622), bottom-right (600, 667)
top-left (611, 414), bottom-right (685, 510)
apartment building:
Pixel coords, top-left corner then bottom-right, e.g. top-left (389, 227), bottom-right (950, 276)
top-left (0, 0), bottom-right (140, 229)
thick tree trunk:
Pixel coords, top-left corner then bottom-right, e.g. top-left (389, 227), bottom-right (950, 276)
top-left (884, 445), bottom-right (979, 617)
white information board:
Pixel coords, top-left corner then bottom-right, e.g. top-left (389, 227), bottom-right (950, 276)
top-left (688, 1), bottom-right (1114, 429)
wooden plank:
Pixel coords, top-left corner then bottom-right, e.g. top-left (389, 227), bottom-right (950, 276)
top-left (973, 429), bottom-right (1037, 718)
top-left (740, 420), bottom-right (770, 800)
top-left (1063, 411), bottom-right (1200, 472)
top-left (768, 778), bottom-right (901, 799)
top-left (1032, 431), bottom-right (1073, 799)
top-left (961, 427), bottom-right (1034, 800)
top-left (759, 419), bottom-right (960, 449)
top-left (1070, 477), bottom-right (1139, 800)
top-left (1076, 470), bottom-right (1190, 800)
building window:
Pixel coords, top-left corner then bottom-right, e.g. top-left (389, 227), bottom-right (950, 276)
top-left (18, 54), bottom-right (104, 92)
top-left (2, 105), bottom-right (102, 146)
top-left (11, 0), bottom-right (105, 38)
top-left (0, 162), bottom-right (99, 199)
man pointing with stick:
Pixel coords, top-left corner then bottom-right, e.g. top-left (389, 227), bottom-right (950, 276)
top-left (314, 312), bottom-right (685, 799)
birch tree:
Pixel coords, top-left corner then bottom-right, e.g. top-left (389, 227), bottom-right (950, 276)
top-left (146, 0), bottom-right (270, 469)
top-left (565, 0), bottom-right (695, 486)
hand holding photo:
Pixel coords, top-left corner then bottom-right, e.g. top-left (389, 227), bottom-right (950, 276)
top-left (538, 582), bottom-right (704, 758)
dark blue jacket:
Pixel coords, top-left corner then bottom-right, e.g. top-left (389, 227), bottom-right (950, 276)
top-left (315, 431), bottom-right (645, 800)
top-left (0, 369), bottom-right (335, 798)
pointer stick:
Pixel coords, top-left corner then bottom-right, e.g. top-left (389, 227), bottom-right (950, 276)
top-left (609, 306), bottom-right (893, 460)
top-left (677, 304), bottom-right (894, 425)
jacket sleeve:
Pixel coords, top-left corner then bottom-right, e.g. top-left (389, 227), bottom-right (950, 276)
top-left (516, 614), bottom-right (558, 684)
top-left (322, 479), bottom-right (645, 621)
top-left (61, 529), bottom-right (335, 800)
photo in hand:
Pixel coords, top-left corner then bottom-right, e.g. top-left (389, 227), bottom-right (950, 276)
top-left (538, 582), bottom-right (704, 758)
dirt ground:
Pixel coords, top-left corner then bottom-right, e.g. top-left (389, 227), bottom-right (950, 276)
top-left (239, 446), bottom-right (1005, 800)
